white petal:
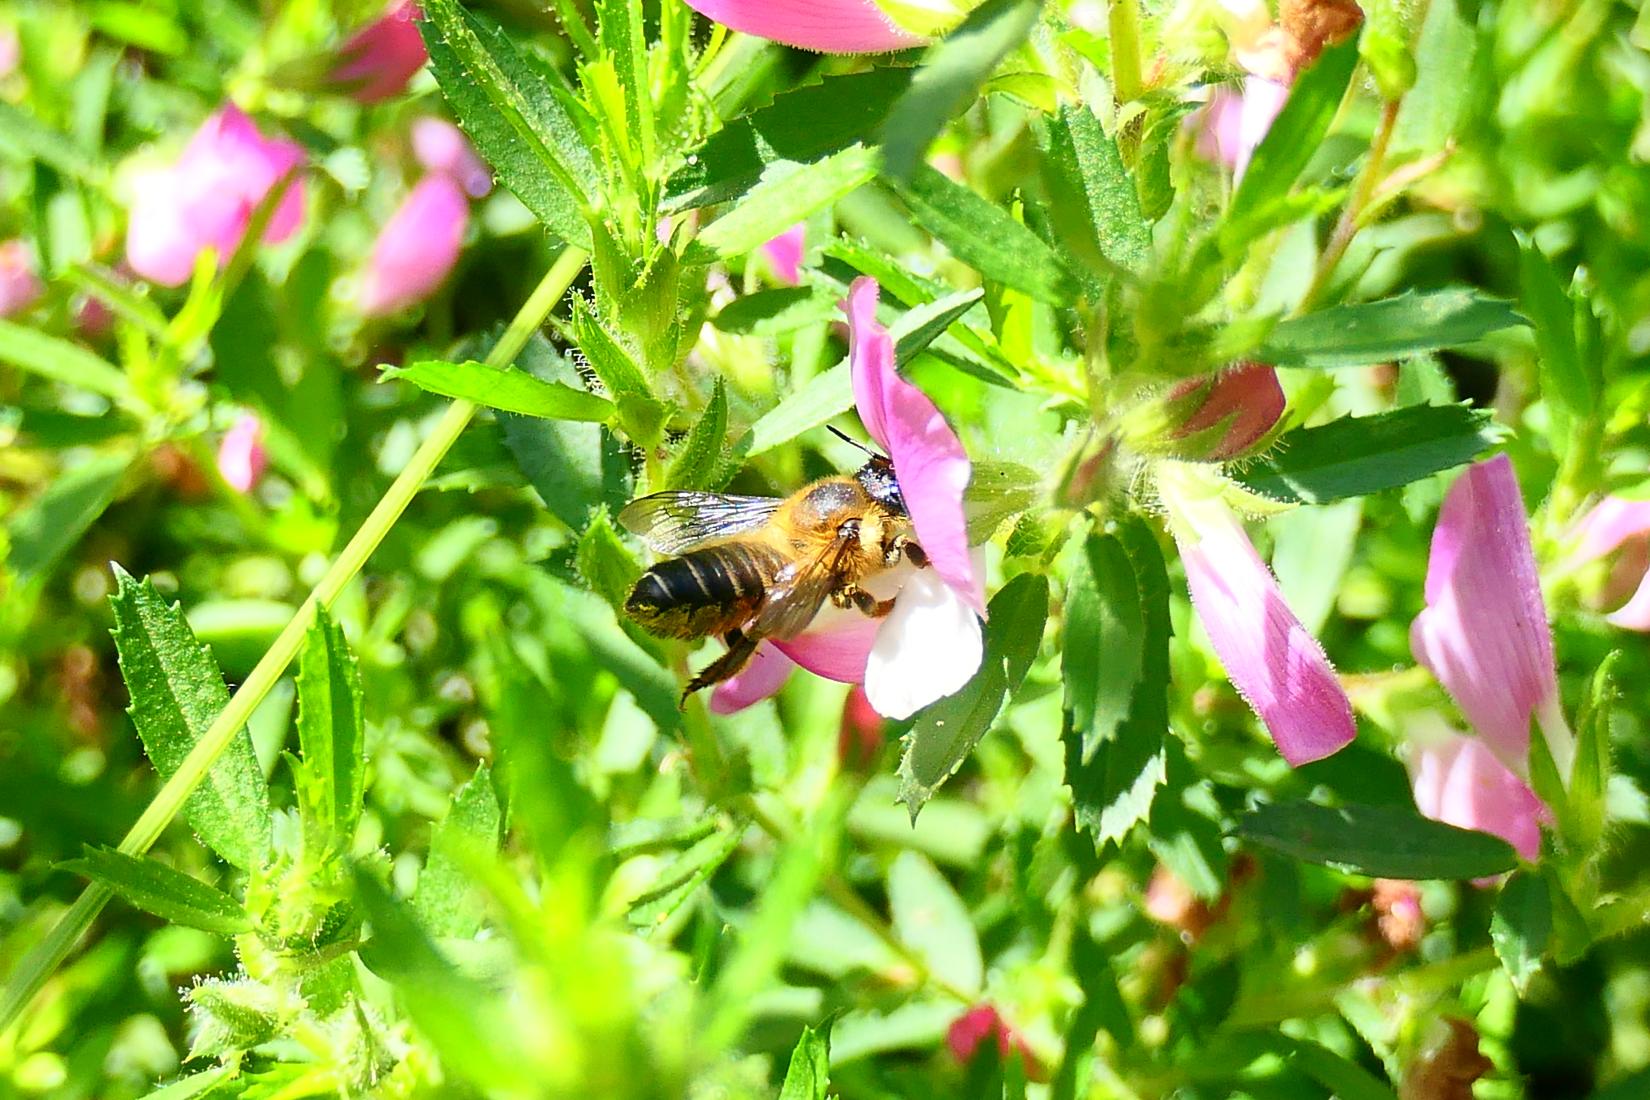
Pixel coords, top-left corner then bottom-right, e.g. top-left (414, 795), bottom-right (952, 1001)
top-left (864, 569), bottom-right (983, 720)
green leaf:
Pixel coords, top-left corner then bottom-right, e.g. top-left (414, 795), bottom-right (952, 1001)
top-left (667, 68), bottom-right (914, 210)
top-left (898, 573), bottom-right (1049, 818)
top-left (1236, 801), bottom-right (1519, 879)
top-left (413, 765), bottom-right (502, 939)
top-left (666, 380), bottom-right (728, 490)
top-left (1227, 37), bottom-right (1359, 237)
top-left (1566, 654), bottom-right (1617, 854)
top-left (696, 145), bottom-right (879, 259)
top-left (1285, 1036), bottom-right (1399, 1100)
top-left (712, 285), bottom-right (839, 336)
top-left (6, 450), bottom-right (130, 585)
top-left (778, 1020), bottom-right (834, 1100)
top-left (888, 850), bottom-right (983, 995)
top-left (567, 297), bottom-right (668, 445)
top-left (895, 164), bottom-right (1078, 306)
top-left (420, 0), bottom-right (594, 248)
top-left (576, 509), bottom-right (643, 612)
top-left (1062, 517), bottom-right (1170, 849)
top-left (1390, 0), bottom-right (1477, 155)
top-left (0, 101), bottom-right (103, 182)
top-left (1038, 104), bottom-right (1150, 278)
top-left (881, 0), bottom-right (1043, 182)
top-left (0, 317), bottom-right (133, 403)
top-left (1491, 870), bottom-right (1551, 994)
top-left (109, 568), bottom-right (272, 869)
top-left (295, 608), bottom-right (366, 847)
top-left (1257, 288), bottom-right (1527, 368)
top-left (1234, 404), bottom-right (1501, 504)
top-left (58, 846), bottom-right (250, 935)
top-left (1518, 242), bottom-right (1594, 418)
top-left (383, 359), bottom-right (615, 422)
top-left (627, 819), bottom-right (749, 930)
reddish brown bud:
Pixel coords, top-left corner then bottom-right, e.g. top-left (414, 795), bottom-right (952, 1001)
top-left (837, 685), bottom-right (885, 771)
top-left (1400, 1019), bottom-right (1493, 1100)
top-left (946, 1005), bottom-right (1043, 1081)
top-left (1280, 0), bottom-right (1364, 71)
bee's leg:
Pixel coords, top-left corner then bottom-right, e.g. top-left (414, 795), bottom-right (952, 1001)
top-left (836, 584), bottom-right (896, 619)
top-left (887, 531), bottom-right (929, 569)
top-left (682, 630), bottom-right (760, 702)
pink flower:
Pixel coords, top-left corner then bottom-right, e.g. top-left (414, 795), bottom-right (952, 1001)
top-left (1408, 716), bottom-right (1545, 863)
top-left (217, 413), bottom-right (267, 493)
top-left (0, 239), bottom-right (43, 317)
top-left (1162, 361), bottom-right (1285, 461)
top-left (330, 1), bottom-right (427, 103)
top-left (682, 0), bottom-right (925, 53)
top-left (1158, 461), bottom-right (1356, 765)
top-left (359, 173), bottom-right (469, 317)
top-left (410, 117), bottom-right (492, 199)
top-left (1192, 77), bottom-right (1290, 182)
top-left (711, 278), bottom-right (984, 719)
top-left (1411, 456), bottom-right (1568, 777)
top-left (761, 222), bottom-right (805, 286)
top-left (125, 105), bottom-right (306, 287)
top-left (946, 1005), bottom-right (1041, 1078)
top-left (1564, 495), bottom-right (1650, 630)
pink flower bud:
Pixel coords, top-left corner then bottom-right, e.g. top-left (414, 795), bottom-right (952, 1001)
top-left (0, 239), bottom-right (43, 317)
top-left (837, 684), bottom-right (884, 770)
top-left (359, 173), bottom-right (469, 317)
top-left (410, 117), bottom-right (492, 199)
top-left (330, 1), bottom-right (427, 104)
top-left (946, 1005), bottom-right (1041, 1079)
top-left (1162, 362), bottom-right (1286, 461)
top-left (760, 222), bottom-right (805, 286)
top-left (1564, 496), bottom-right (1650, 630)
top-left (124, 105), bottom-right (306, 287)
top-left (217, 413), bottom-right (268, 493)
top-left (682, 0), bottom-right (925, 53)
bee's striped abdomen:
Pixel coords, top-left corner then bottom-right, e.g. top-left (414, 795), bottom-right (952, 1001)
top-left (626, 543), bottom-right (779, 639)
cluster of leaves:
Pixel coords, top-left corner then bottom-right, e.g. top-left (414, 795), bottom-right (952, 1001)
top-left (4, 0), bottom-right (1650, 1097)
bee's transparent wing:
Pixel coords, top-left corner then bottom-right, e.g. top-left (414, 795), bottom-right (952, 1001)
top-left (617, 492), bottom-right (783, 555)
top-left (751, 537), bottom-right (857, 640)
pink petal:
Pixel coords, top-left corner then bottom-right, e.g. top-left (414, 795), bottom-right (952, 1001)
top-left (845, 277), bottom-right (983, 615)
top-left (710, 642), bottom-right (795, 714)
top-left (1605, 567), bottom-right (1650, 631)
top-left (1410, 730), bottom-right (1545, 863)
top-left (1166, 474), bottom-right (1355, 765)
top-left (410, 117), bottom-right (493, 198)
top-left (1233, 77), bottom-right (1289, 183)
top-left (681, 0), bottom-right (924, 53)
top-left (359, 173), bottom-right (469, 316)
top-left (0, 239), bottom-right (43, 317)
top-left (1567, 495), bottom-right (1650, 567)
top-left (1191, 87), bottom-right (1245, 170)
top-left (330, 0), bottom-right (428, 103)
top-left (760, 222), bottom-right (805, 286)
top-left (217, 413), bottom-right (267, 493)
top-left (1168, 362), bottom-right (1285, 460)
top-left (773, 617), bottom-right (880, 682)
top-left (1410, 456), bottom-right (1557, 774)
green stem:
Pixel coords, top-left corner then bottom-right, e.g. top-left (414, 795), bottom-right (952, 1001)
top-left (1108, 0), bottom-right (1145, 105)
top-left (0, 247), bottom-right (588, 1036)
top-left (1298, 97), bottom-right (1402, 313)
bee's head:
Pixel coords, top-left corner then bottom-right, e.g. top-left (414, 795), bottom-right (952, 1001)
top-left (855, 455), bottom-right (906, 515)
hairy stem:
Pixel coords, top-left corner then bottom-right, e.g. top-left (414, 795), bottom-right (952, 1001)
top-left (1298, 97), bottom-right (1403, 312)
top-left (0, 247), bottom-right (589, 1035)
top-left (1109, 0), bottom-right (1145, 105)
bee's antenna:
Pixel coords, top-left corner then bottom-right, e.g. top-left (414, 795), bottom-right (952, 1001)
top-left (828, 425), bottom-right (885, 459)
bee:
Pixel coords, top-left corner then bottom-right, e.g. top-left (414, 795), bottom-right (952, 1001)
top-left (620, 433), bottom-right (929, 700)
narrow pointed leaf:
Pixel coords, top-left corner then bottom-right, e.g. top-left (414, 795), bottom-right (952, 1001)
top-left (413, 764), bottom-right (502, 939)
top-left (666, 380), bottom-right (728, 490)
top-left (778, 1020), bottom-right (834, 1100)
top-left (1258, 288), bottom-right (1526, 368)
top-left (58, 846), bottom-right (250, 935)
top-left (383, 360), bottom-right (615, 422)
top-left (1038, 105), bottom-right (1150, 278)
top-left (1236, 801), bottom-right (1519, 879)
top-left (296, 608), bottom-right (365, 845)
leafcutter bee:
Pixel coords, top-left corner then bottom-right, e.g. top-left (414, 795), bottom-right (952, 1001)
top-left (619, 433), bottom-right (929, 700)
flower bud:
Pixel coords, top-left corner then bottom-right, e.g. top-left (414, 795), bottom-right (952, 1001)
top-left (1280, 0), bottom-right (1364, 71)
top-left (359, 174), bottom-right (469, 317)
top-left (1124, 362), bottom-right (1285, 462)
top-left (837, 685), bottom-right (884, 770)
top-left (329, 1), bottom-right (427, 104)
top-left (946, 1005), bottom-right (1042, 1080)
top-left (410, 117), bottom-right (492, 199)
top-left (0, 239), bottom-right (43, 317)
top-left (217, 413), bottom-right (268, 493)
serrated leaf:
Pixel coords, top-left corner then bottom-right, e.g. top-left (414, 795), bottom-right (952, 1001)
top-left (1491, 870), bottom-right (1551, 994)
top-left (295, 608), bottom-right (365, 846)
top-left (413, 765), bottom-right (501, 939)
top-left (1062, 517), bottom-right (1169, 848)
top-left (778, 1020), bottom-right (833, 1100)
top-left (1038, 104), bottom-right (1150, 279)
top-left (881, 0), bottom-right (1043, 182)
top-left (666, 380), bottom-right (728, 490)
top-left (895, 164), bottom-right (1078, 306)
top-left (667, 68), bottom-right (914, 210)
top-left (383, 359), bottom-right (615, 422)
top-left (888, 850), bottom-right (983, 995)
top-left (109, 568), bottom-right (271, 869)
top-left (1519, 242), bottom-right (1594, 419)
top-left (898, 573), bottom-right (1049, 818)
top-left (1226, 37), bottom-right (1358, 238)
top-left (1236, 801), bottom-right (1519, 879)
top-left (577, 509), bottom-right (643, 611)
top-left (1234, 404), bottom-right (1500, 504)
top-left (58, 846), bottom-right (250, 935)
top-left (627, 820), bottom-right (749, 930)
top-left (1258, 288), bottom-right (1527, 368)
top-left (420, 0), bottom-right (593, 247)
top-left (6, 450), bottom-right (130, 585)
top-left (696, 145), bottom-right (879, 259)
